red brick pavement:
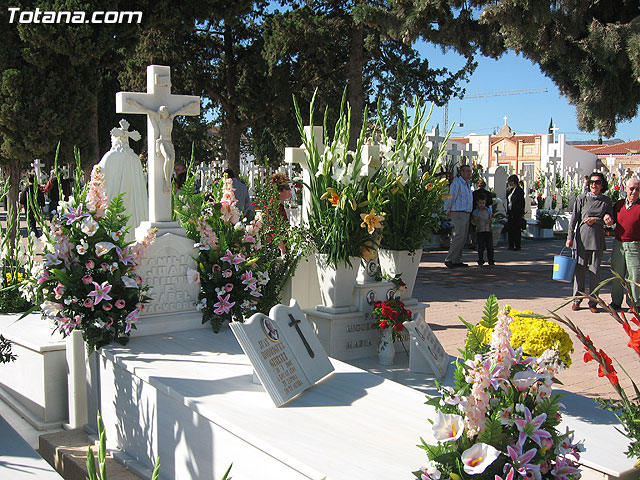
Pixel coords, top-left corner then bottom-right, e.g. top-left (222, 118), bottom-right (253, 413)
top-left (414, 235), bottom-right (640, 400)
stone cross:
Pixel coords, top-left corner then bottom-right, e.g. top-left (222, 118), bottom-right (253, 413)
top-left (116, 65), bottom-right (200, 227)
top-left (550, 124), bottom-right (559, 143)
top-left (425, 126), bottom-right (444, 154)
top-left (493, 146), bottom-right (501, 166)
top-left (285, 126), bottom-right (323, 224)
top-left (32, 158), bottom-right (45, 184)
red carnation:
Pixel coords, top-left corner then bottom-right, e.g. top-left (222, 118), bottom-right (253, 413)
top-left (393, 323), bottom-right (404, 332)
top-left (404, 309), bottom-right (412, 317)
top-left (374, 301), bottom-right (382, 309)
top-left (379, 320), bottom-right (389, 329)
top-left (381, 305), bottom-right (393, 317)
top-left (388, 309), bottom-right (399, 321)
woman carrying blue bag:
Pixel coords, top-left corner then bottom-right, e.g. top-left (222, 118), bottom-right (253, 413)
top-left (566, 171), bottom-right (614, 313)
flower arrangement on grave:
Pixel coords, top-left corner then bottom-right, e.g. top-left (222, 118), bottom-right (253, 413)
top-left (375, 99), bottom-right (451, 253)
top-left (371, 297), bottom-right (412, 342)
top-left (536, 209), bottom-right (557, 229)
top-left (293, 91), bottom-right (388, 268)
top-left (0, 335), bottom-right (16, 364)
top-left (31, 163), bottom-right (155, 353)
top-left (416, 295), bottom-right (583, 480)
top-left (174, 170), bottom-right (309, 332)
top-left (535, 276), bottom-right (640, 462)
top-left (468, 306), bottom-right (574, 367)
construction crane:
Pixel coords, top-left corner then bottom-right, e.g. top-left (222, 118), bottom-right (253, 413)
top-left (443, 88), bottom-right (548, 133)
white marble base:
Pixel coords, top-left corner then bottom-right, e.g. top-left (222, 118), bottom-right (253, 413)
top-left (96, 328), bottom-right (434, 479)
top-left (0, 314), bottom-right (68, 429)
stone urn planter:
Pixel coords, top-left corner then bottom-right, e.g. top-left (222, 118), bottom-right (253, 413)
top-left (315, 254), bottom-right (359, 309)
top-left (378, 249), bottom-right (422, 300)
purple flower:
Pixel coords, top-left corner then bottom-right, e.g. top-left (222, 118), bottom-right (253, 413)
top-left (551, 457), bottom-right (581, 480)
top-left (505, 442), bottom-right (539, 478)
top-left (514, 406), bottom-right (552, 447)
top-left (213, 294), bottom-right (235, 315)
top-left (62, 204), bottom-right (89, 225)
top-left (88, 281), bottom-right (113, 305)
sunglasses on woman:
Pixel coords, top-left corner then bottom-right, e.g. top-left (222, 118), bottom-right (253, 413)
top-left (589, 180), bottom-right (602, 185)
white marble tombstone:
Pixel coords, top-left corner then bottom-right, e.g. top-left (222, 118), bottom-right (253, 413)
top-left (487, 165), bottom-right (507, 201)
top-left (97, 120), bottom-right (149, 242)
top-left (231, 300), bottom-right (334, 407)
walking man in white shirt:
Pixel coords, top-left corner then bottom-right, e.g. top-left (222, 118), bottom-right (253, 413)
top-left (444, 164), bottom-right (473, 268)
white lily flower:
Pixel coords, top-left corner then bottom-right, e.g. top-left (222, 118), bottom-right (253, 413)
top-left (41, 300), bottom-right (63, 318)
top-left (95, 242), bottom-right (116, 257)
top-left (80, 216), bottom-right (99, 237)
top-left (461, 443), bottom-right (500, 475)
top-left (186, 268), bottom-right (200, 285)
top-left (432, 411), bottom-right (464, 442)
top-left (121, 276), bottom-right (138, 288)
top-left (512, 369), bottom-right (543, 391)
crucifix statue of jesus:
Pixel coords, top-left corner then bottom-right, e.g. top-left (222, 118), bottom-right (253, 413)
top-left (125, 100), bottom-right (198, 193)
top-left (116, 65), bottom-right (200, 231)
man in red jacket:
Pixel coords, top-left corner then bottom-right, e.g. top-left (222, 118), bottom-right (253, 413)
top-left (610, 177), bottom-right (640, 310)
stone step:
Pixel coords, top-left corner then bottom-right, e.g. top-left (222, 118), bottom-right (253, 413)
top-left (39, 428), bottom-right (144, 480)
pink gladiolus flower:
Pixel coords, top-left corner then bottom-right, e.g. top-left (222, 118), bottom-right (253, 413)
top-left (213, 294), bottom-right (235, 315)
top-left (38, 270), bottom-right (50, 284)
top-left (115, 299), bottom-right (126, 309)
top-left (88, 281), bottom-right (113, 305)
top-left (82, 275), bottom-right (93, 285)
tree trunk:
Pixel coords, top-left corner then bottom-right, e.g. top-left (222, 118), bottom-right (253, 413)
top-left (347, 21), bottom-right (365, 150)
top-left (82, 89), bottom-right (100, 179)
top-left (225, 122), bottom-right (242, 175)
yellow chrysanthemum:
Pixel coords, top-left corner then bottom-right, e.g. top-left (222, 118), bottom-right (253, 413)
top-left (470, 309), bottom-right (574, 367)
top-left (360, 208), bottom-right (385, 235)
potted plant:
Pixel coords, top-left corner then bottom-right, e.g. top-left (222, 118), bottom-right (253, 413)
top-left (376, 99), bottom-right (450, 299)
top-left (536, 209), bottom-right (556, 238)
top-left (294, 91), bottom-right (385, 309)
top-left (371, 297), bottom-right (412, 365)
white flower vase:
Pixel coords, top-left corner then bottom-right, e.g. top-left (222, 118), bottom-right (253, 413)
top-left (377, 328), bottom-right (395, 365)
top-left (378, 249), bottom-right (423, 300)
top-left (315, 254), bottom-right (359, 309)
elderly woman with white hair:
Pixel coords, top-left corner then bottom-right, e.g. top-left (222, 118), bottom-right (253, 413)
top-left (610, 176), bottom-right (640, 310)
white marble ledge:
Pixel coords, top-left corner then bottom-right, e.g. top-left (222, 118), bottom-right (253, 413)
top-left (0, 313), bottom-right (65, 352)
top-left (99, 327), bottom-right (436, 479)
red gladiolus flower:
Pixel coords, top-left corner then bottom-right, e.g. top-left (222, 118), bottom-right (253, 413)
top-left (393, 323), bottom-right (404, 332)
top-left (583, 335), bottom-right (596, 363)
top-left (623, 323), bottom-right (640, 355)
top-left (379, 320), bottom-right (389, 329)
top-left (597, 350), bottom-right (619, 386)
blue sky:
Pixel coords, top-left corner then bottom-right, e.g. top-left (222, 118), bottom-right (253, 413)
top-left (416, 42), bottom-right (640, 143)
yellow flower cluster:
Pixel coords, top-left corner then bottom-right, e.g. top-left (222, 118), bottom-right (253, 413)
top-left (3, 272), bottom-right (25, 286)
top-left (475, 309), bottom-right (574, 367)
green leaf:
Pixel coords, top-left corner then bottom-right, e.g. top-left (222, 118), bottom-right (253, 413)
top-left (480, 294), bottom-right (499, 328)
top-left (477, 416), bottom-right (508, 446)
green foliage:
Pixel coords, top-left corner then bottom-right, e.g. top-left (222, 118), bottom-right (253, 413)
top-left (87, 411), bottom-right (160, 480)
top-left (0, 335), bottom-right (16, 364)
top-left (477, 416), bottom-right (508, 446)
top-left (479, 294), bottom-right (500, 329)
top-left (479, 1), bottom-right (640, 137)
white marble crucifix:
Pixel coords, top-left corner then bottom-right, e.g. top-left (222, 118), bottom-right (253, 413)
top-left (116, 65), bottom-right (200, 230)
top-left (32, 158), bottom-right (45, 184)
top-left (285, 126), bottom-right (323, 224)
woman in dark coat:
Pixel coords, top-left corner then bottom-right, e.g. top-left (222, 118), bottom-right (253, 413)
top-left (566, 171), bottom-right (614, 312)
top-left (506, 174), bottom-right (525, 251)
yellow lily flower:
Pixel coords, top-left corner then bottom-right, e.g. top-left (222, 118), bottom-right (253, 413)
top-left (360, 208), bottom-right (385, 235)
